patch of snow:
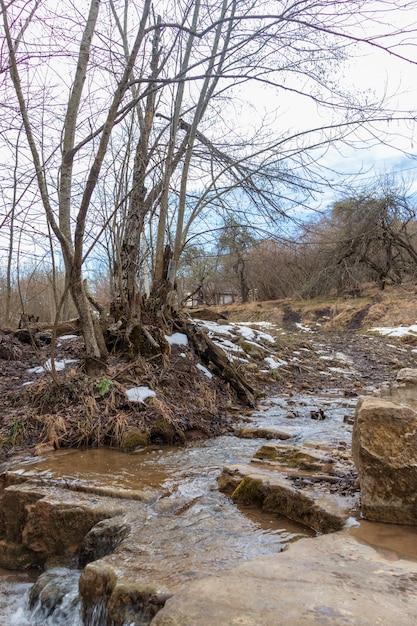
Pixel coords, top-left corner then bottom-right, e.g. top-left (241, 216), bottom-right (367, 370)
top-left (239, 321), bottom-right (276, 328)
top-left (214, 338), bottom-right (244, 354)
top-left (369, 323), bottom-right (417, 337)
top-left (59, 334), bottom-right (78, 340)
top-left (195, 320), bottom-right (234, 336)
top-left (295, 323), bottom-right (313, 333)
top-left (235, 323), bottom-right (276, 343)
top-left (196, 363), bottom-right (213, 379)
top-left (126, 386), bottom-right (156, 403)
top-left (264, 356), bottom-right (288, 369)
top-left (165, 332), bottom-right (188, 346)
top-left (27, 358), bottom-right (79, 374)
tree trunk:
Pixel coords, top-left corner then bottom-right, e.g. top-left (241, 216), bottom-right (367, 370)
top-left (69, 271), bottom-right (107, 374)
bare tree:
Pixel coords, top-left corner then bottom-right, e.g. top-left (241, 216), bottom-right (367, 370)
top-left (1, 0), bottom-right (416, 370)
top-left (330, 182), bottom-right (417, 290)
top-left (1, 0), bottom-right (152, 371)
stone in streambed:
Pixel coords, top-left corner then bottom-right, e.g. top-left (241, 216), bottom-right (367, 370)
top-left (218, 464), bottom-right (352, 533)
top-left (352, 396), bottom-right (417, 524)
top-left (150, 532), bottom-right (417, 626)
top-left (235, 426), bottom-right (292, 440)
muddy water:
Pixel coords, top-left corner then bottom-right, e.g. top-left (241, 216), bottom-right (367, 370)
top-left (2, 389), bottom-right (417, 624)
top-left (0, 431), bottom-right (312, 625)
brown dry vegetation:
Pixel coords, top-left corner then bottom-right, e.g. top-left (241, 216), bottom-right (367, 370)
top-left (1, 283), bottom-right (417, 459)
top-left (195, 282), bottom-right (417, 331)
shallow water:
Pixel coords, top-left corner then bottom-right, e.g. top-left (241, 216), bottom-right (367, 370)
top-left (2, 389), bottom-right (417, 624)
top-left (0, 432), bottom-right (312, 624)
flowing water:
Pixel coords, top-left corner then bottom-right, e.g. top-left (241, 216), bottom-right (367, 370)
top-left (2, 389), bottom-right (417, 625)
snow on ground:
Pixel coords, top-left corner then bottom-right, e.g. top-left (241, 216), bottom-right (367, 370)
top-left (125, 386), bottom-right (156, 403)
top-left (295, 323), bottom-right (313, 333)
top-left (196, 364), bottom-right (213, 378)
top-left (264, 356), bottom-right (288, 369)
top-left (370, 323), bottom-right (417, 337)
top-left (195, 319), bottom-right (276, 344)
top-left (27, 359), bottom-right (79, 374)
top-left (166, 332), bottom-right (188, 346)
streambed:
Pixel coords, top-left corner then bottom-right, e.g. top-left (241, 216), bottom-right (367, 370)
top-left (1, 388), bottom-right (417, 625)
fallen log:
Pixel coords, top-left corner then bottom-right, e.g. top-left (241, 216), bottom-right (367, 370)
top-left (175, 314), bottom-right (257, 408)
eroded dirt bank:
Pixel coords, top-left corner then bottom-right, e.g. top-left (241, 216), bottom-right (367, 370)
top-left (2, 289), bottom-right (417, 455)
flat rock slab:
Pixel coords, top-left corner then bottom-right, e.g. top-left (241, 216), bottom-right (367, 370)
top-left (219, 463), bottom-right (357, 533)
top-left (151, 532), bottom-right (417, 626)
top-left (235, 426), bottom-right (293, 440)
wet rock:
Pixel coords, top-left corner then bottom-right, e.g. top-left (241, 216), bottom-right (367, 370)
top-left (78, 517), bottom-right (130, 568)
top-left (235, 426), bottom-right (292, 440)
top-left (218, 464), bottom-right (354, 533)
top-left (79, 560), bottom-right (168, 626)
top-left (121, 429), bottom-right (148, 451)
top-left (0, 479), bottom-right (126, 569)
top-left (150, 532), bottom-right (417, 626)
top-left (252, 442), bottom-right (335, 473)
top-left (396, 368), bottom-right (417, 385)
top-left (352, 396), bottom-right (417, 524)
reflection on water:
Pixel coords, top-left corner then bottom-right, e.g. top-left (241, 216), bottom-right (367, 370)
top-left (350, 519), bottom-right (417, 562)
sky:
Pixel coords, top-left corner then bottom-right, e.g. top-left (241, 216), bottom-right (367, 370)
top-left (242, 1), bottom-right (417, 215)
top-left (1, 0), bottom-right (417, 271)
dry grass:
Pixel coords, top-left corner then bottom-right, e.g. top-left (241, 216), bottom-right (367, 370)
top-left (200, 283), bottom-right (417, 332)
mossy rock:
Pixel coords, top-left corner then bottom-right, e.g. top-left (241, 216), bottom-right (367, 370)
top-left (150, 419), bottom-right (186, 445)
top-left (253, 444), bottom-right (332, 471)
top-left (231, 477), bottom-right (265, 506)
top-left (121, 430), bottom-right (148, 451)
top-left (238, 341), bottom-right (265, 360)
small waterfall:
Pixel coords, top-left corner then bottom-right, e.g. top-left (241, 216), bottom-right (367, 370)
top-left (16, 567), bottom-right (83, 626)
top-left (84, 597), bottom-right (107, 626)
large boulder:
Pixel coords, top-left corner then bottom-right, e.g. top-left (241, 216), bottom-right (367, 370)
top-left (352, 396), bottom-right (417, 523)
top-left (396, 368), bottom-right (417, 385)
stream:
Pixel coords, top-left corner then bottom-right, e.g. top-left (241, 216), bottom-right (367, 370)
top-left (2, 389), bottom-right (417, 625)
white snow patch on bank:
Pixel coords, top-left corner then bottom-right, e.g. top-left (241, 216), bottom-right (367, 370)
top-left (233, 322), bottom-right (276, 343)
top-left (197, 364), bottom-right (213, 378)
top-left (295, 323), bottom-right (313, 333)
top-left (195, 320), bottom-right (234, 336)
top-left (27, 359), bottom-right (79, 374)
top-left (369, 323), bottom-right (417, 337)
top-left (264, 356), bottom-right (288, 369)
top-left (166, 332), bottom-right (188, 346)
top-left (126, 386), bottom-right (156, 403)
